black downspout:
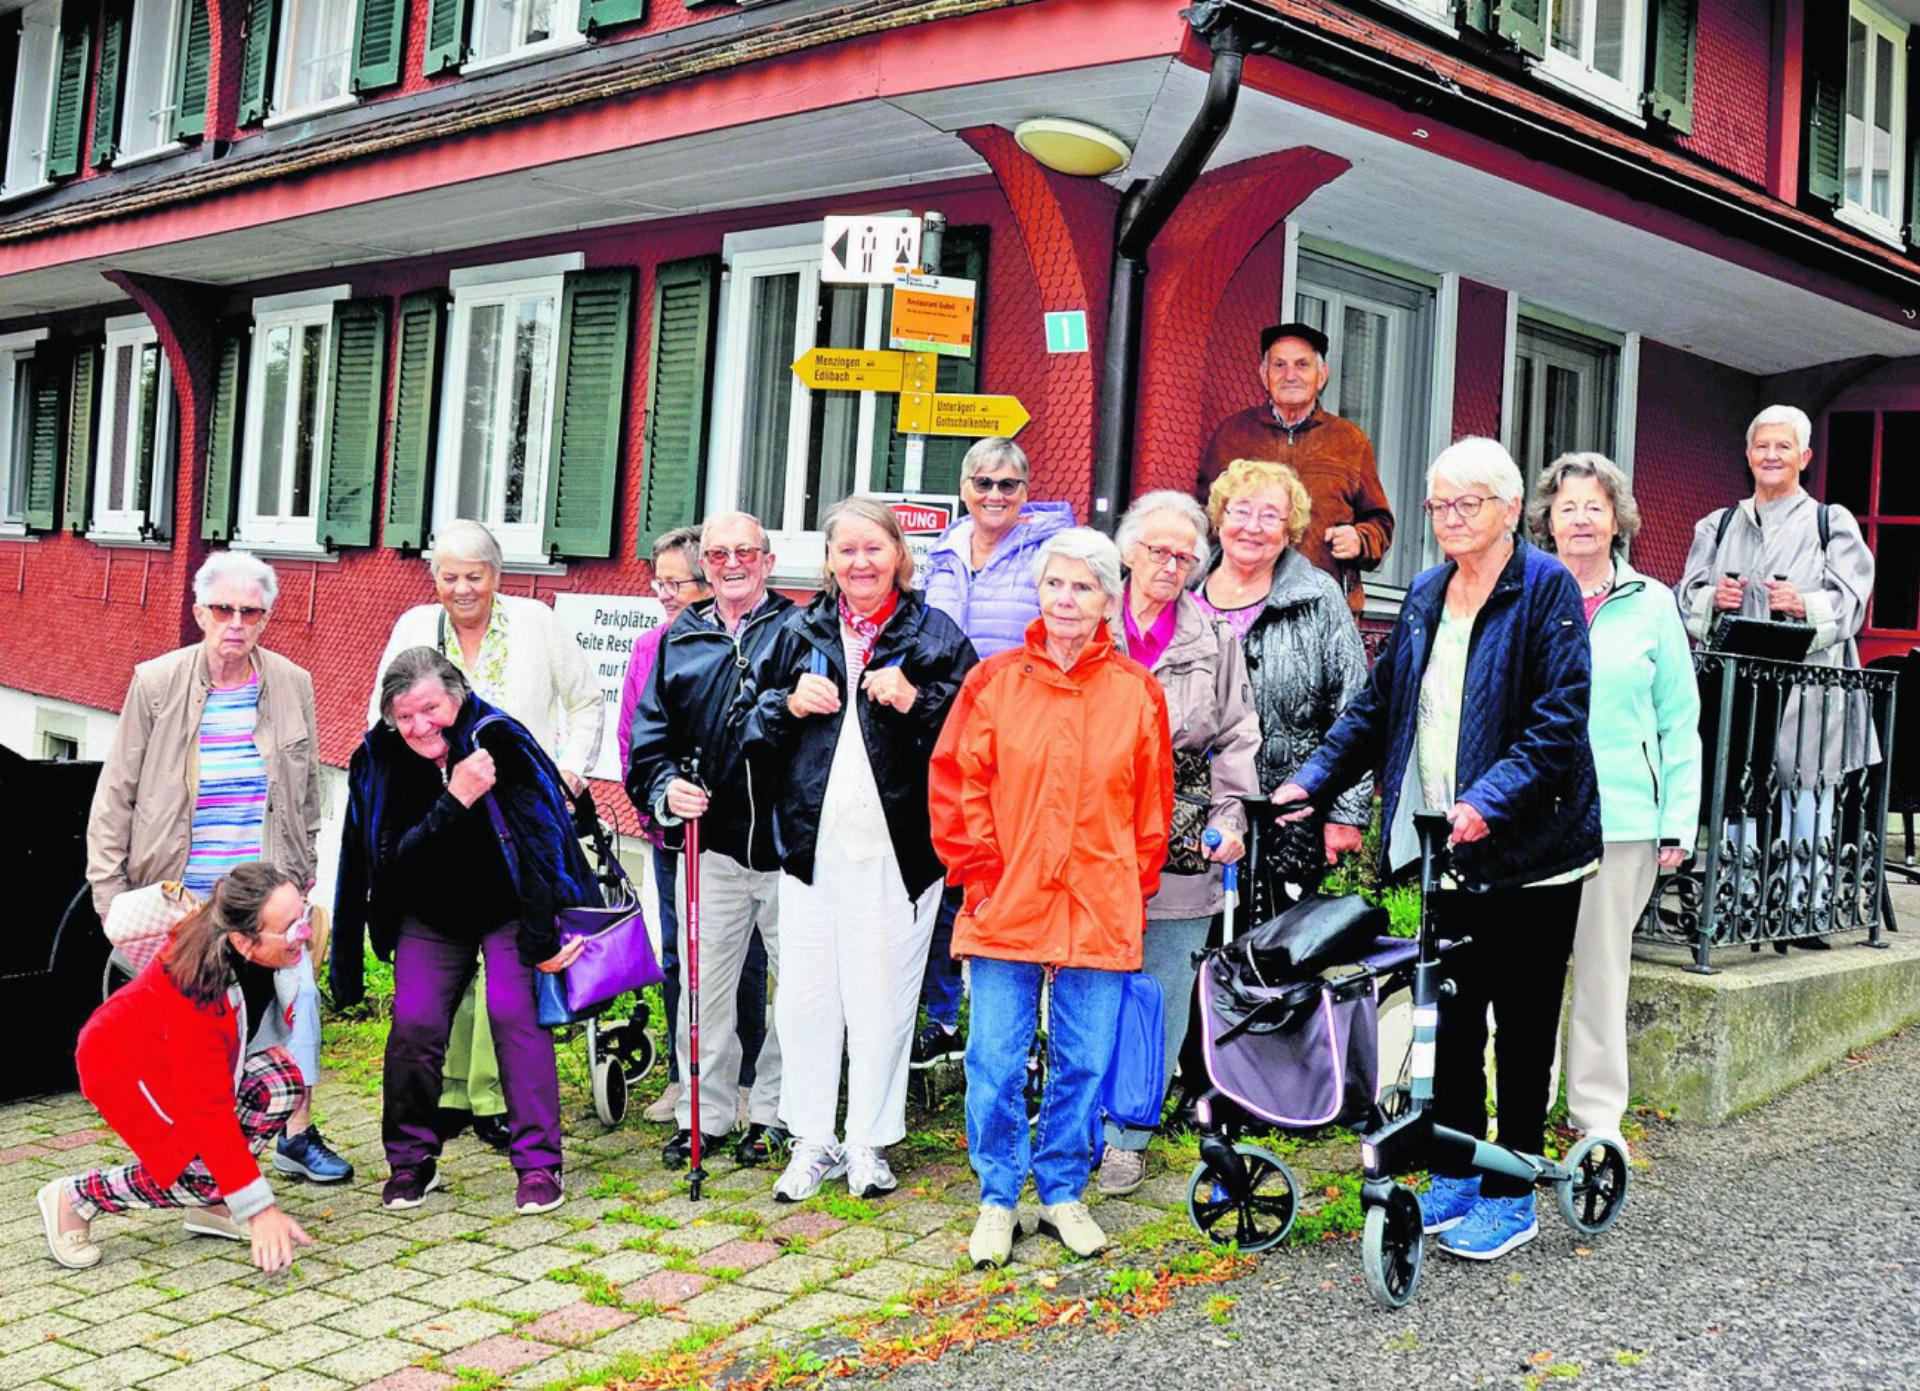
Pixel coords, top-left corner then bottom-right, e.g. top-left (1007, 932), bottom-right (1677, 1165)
top-left (1092, 11), bottom-right (1247, 532)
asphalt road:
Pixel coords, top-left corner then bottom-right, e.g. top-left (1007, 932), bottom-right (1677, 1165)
top-left (867, 1026), bottom-right (1920, 1390)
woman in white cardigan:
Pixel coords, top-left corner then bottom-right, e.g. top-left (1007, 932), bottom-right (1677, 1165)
top-left (364, 520), bottom-right (603, 1147)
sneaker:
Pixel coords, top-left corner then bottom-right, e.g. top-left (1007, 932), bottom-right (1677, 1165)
top-left (662, 1128), bottom-right (729, 1169)
top-left (642, 1082), bottom-right (681, 1125)
top-left (845, 1145), bottom-right (898, 1199)
top-left (1437, 1194), bottom-right (1539, 1261)
top-left (183, 1208), bottom-right (249, 1241)
top-left (1095, 1146), bottom-right (1148, 1197)
top-left (36, 1180), bottom-right (99, 1270)
top-left (381, 1162), bottom-right (442, 1210)
top-left (471, 1114), bottom-right (512, 1151)
top-left (1037, 1200), bottom-right (1108, 1257)
top-left (969, 1203), bottom-right (1018, 1269)
top-left (909, 1021), bottom-right (963, 1071)
top-left (1418, 1174), bottom-right (1480, 1234)
top-left (734, 1124), bottom-right (790, 1167)
top-left (515, 1169), bottom-right (565, 1215)
top-left (274, 1127), bottom-right (355, 1184)
top-left (773, 1142), bottom-right (848, 1203)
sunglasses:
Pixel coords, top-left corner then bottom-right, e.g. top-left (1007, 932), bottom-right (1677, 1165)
top-left (967, 476), bottom-right (1026, 496)
top-left (703, 546), bottom-right (764, 567)
top-left (205, 603), bottom-right (269, 626)
top-left (259, 905), bottom-right (314, 947)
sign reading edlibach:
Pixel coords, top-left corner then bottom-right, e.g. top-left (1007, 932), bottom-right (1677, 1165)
top-left (551, 592), bottom-right (667, 784)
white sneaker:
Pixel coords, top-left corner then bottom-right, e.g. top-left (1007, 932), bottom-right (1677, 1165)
top-left (969, 1203), bottom-right (1018, 1269)
top-left (1037, 1200), bottom-right (1108, 1257)
top-left (772, 1142), bottom-right (847, 1203)
top-left (642, 1082), bottom-right (681, 1125)
top-left (845, 1145), bottom-right (897, 1199)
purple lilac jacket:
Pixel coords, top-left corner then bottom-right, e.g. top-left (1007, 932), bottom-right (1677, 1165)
top-left (615, 621), bottom-right (670, 846)
top-left (920, 501), bottom-right (1077, 658)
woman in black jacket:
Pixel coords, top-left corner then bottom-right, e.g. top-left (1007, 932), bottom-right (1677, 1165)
top-left (742, 497), bottom-right (976, 1203)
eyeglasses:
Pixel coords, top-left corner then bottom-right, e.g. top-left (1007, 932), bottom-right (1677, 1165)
top-left (967, 475), bottom-right (1027, 496)
top-left (1423, 495), bottom-right (1490, 521)
top-left (1222, 504), bottom-right (1288, 532)
top-left (703, 546), bottom-right (764, 567)
top-left (205, 604), bottom-right (269, 626)
top-left (652, 577), bottom-right (706, 598)
top-left (259, 906), bottom-right (314, 948)
top-left (1138, 544), bottom-right (1199, 572)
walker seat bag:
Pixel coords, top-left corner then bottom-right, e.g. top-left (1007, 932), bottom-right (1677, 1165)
top-left (1225, 893), bottom-right (1387, 984)
top-left (1100, 971), bottom-right (1168, 1130)
top-left (1200, 955), bottom-right (1379, 1129)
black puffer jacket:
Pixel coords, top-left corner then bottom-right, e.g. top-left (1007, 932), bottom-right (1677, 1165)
top-left (624, 592), bottom-right (793, 870)
top-left (1239, 548), bottom-right (1372, 878)
top-left (741, 591), bottom-right (976, 895)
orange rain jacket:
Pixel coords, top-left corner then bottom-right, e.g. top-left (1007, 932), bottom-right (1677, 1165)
top-left (929, 619), bottom-right (1174, 972)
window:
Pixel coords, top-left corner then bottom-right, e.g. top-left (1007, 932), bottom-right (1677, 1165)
top-left (1825, 409), bottom-right (1920, 636)
top-left (468, 0), bottom-right (582, 66)
top-left (1539, 0), bottom-right (1646, 112)
top-left (1842, 1), bottom-right (1907, 240)
top-left (237, 299), bottom-right (336, 548)
top-left (41, 731), bottom-right (77, 760)
top-left (0, 343), bottom-right (35, 527)
top-left (276, 0), bottom-right (355, 116)
top-left (709, 228), bottom-right (886, 571)
top-left (1510, 318), bottom-right (1618, 482)
top-left (117, 0), bottom-right (185, 159)
top-left (1293, 247), bottom-right (1436, 592)
top-left (92, 319), bottom-right (174, 538)
top-left (2, 0), bottom-right (61, 196)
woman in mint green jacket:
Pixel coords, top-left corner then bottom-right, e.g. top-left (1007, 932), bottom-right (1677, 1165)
top-left (1529, 454), bottom-right (1701, 1149)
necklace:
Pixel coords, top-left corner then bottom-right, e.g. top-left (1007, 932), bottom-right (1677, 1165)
top-left (1581, 577), bottom-right (1612, 599)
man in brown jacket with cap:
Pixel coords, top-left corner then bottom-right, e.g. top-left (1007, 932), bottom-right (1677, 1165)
top-left (1200, 323), bottom-right (1394, 613)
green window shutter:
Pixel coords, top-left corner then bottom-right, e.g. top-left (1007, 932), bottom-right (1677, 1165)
top-left (1907, 33), bottom-right (1920, 244)
top-left (237, 0), bottom-right (280, 127)
top-left (171, 0), bottom-right (210, 139)
top-left (422, 0), bottom-right (469, 76)
top-left (385, 290), bottom-right (444, 551)
top-left (42, 9), bottom-right (89, 180)
top-left (352, 0), bottom-right (406, 93)
top-left (869, 226), bottom-right (990, 496)
top-left (636, 256), bottom-right (717, 555)
top-left (202, 325), bottom-right (246, 541)
top-left (91, 2), bottom-right (127, 167)
top-left (1643, 0), bottom-right (1696, 135)
top-left (1494, 0), bottom-right (1546, 59)
top-left (317, 299), bottom-right (387, 549)
top-left (582, 0), bottom-right (646, 36)
top-left (543, 267), bottom-right (635, 560)
top-left (1805, 11), bottom-right (1847, 207)
top-left (63, 345), bottom-right (98, 532)
top-left (23, 355), bottom-right (64, 532)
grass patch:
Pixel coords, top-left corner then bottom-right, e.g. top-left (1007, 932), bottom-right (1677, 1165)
top-left (1286, 1172), bottom-right (1365, 1245)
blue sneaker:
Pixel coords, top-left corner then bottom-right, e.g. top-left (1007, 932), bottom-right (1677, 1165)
top-left (1436, 1194), bottom-right (1538, 1260)
top-left (1418, 1174), bottom-right (1480, 1233)
top-left (274, 1127), bottom-right (355, 1184)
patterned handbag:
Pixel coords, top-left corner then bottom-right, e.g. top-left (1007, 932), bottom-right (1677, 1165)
top-left (102, 881), bottom-right (201, 973)
top-left (1164, 749), bottom-right (1215, 876)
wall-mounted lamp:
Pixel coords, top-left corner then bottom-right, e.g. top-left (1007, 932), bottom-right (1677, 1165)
top-left (1013, 118), bottom-right (1132, 177)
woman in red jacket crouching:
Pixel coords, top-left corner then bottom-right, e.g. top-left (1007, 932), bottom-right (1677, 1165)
top-left (38, 863), bottom-right (316, 1273)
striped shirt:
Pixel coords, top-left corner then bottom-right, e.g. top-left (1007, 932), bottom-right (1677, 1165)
top-left (183, 676), bottom-right (269, 897)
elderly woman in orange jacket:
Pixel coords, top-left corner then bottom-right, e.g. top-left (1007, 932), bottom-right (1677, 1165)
top-left (930, 527), bottom-right (1174, 1269)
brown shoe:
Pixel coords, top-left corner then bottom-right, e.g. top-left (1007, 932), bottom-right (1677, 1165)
top-left (1096, 1146), bottom-right (1147, 1197)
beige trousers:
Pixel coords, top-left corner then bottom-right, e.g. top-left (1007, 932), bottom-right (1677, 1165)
top-left (1563, 842), bottom-right (1658, 1136)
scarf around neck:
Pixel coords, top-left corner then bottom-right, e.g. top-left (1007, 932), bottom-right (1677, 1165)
top-left (838, 589), bottom-right (900, 667)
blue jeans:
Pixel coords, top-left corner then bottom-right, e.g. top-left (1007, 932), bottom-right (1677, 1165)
top-left (919, 885), bottom-right (964, 1030)
top-left (1103, 915), bottom-right (1209, 1152)
top-left (966, 958), bottom-right (1122, 1207)
top-left (655, 845), bottom-right (768, 1088)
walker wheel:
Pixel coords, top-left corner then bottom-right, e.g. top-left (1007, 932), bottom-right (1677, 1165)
top-left (1184, 1144), bottom-right (1298, 1252)
top-left (628, 1030), bottom-right (658, 1083)
top-left (1557, 1136), bottom-right (1629, 1236)
top-left (592, 1056), bottom-right (629, 1128)
top-left (1361, 1184), bottom-right (1424, 1309)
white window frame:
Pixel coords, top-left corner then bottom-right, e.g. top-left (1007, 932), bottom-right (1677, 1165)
top-left (2, 0), bottom-right (62, 201)
top-left (431, 268), bottom-right (568, 566)
top-left (91, 316), bottom-right (175, 540)
top-left (116, 0), bottom-right (184, 162)
top-left (1381, 0), bottom-right (1454, 31)
top-left (463, 0), bottom-right (586, 75)
top-left (236, 288), bottom-right (347, 551)
top-left (0, 328), bottom-right (48, 535)
top-left (1839, 0), bottom-right (1909, 246)
top-left (1506, 307), bottom-right (1622, 486)
top-left (708, 222), bottom-right (887, 584)
top-left (271, 0), bottom-right (358, 121)
top-left (1539, 0), bottom-right (1648, 117)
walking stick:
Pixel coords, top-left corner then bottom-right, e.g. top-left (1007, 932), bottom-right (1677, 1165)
top-left (683, 750), bottom-right (708, 1202)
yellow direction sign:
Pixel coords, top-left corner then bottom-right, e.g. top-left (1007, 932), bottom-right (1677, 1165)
top-left (791, 347), bottom-right (907, 392)
top-left (896, 392), bottom-right (1030, 439)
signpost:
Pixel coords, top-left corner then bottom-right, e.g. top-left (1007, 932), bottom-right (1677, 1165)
top-left (888, 273), bottom-right (976, 357)
top-left (791, 347), bottom-right (907, 392)
top-left (897, 392), bottom-right (1031, 438)
top-left (821, 215), bottom-right (922, 285)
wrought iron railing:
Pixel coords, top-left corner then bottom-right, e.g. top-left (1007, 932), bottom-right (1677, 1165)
top-left (1637, 653), bottom-right (1899, 972)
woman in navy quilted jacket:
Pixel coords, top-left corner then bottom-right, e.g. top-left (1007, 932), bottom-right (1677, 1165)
top-left (1274, 437), bottom-right (1601, 1265)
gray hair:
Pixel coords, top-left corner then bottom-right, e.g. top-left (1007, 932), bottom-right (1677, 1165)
top-left (193, 551), bottom-right (278, 609)
top-left (1032, 527), bottom-right (1124, 601)
top-left (378, 646), bottom-right (471, 727)
top-left (961, 437), bottom-right (1029, 482)
top-left (820, 496), bottom-right (914, 595)
top-left (651, 525), bottom-right (705, 575)
top-left (699, 510), bottom-right (769, 552)
top-left (1746, 404), bottom-right (1812, 454)
top-left (1526, 452), bottom-right (1641, 556)
top-left (1427, 436), bottom-right (1524, 505)
top-left (428, 519), bottom-right (503, 574)
top-left (1115, 490), bottom-right (1212, 590)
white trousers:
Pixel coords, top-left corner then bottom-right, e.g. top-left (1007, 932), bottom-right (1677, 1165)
top-left (675, 850), bottom-right (782, 1134)
top-left (1563, 841), bottom-right (1658, 1136)
top-left (775, 842), bottom-right (941, 1149)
